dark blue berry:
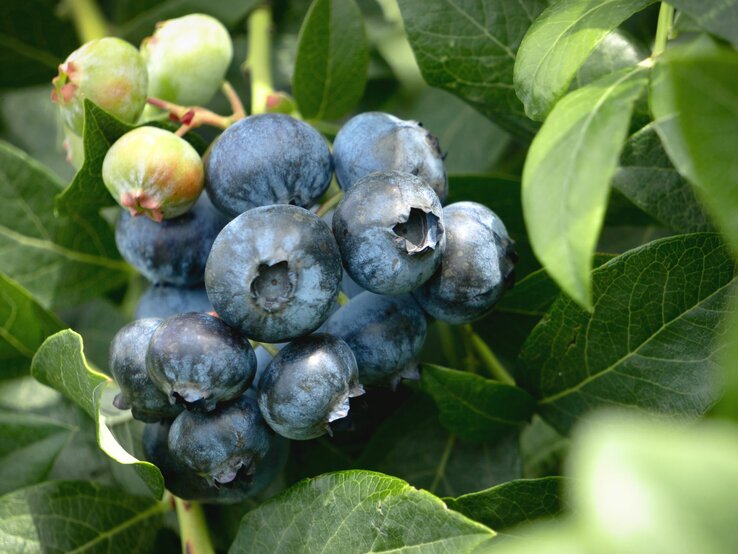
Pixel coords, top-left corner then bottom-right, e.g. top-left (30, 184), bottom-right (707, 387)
top-left (134, 284), bottom-right (212, 320)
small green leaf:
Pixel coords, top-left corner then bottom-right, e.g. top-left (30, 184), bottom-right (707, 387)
top-left (514, 0), bottom-right (655, 120)
top-left (31, 330), bottom-right (165, 498)
top-left (522, 66), bottom-right (649, 308)
top-left (0, 411), bottom-right (73, 496)
top-left (520, 416), bottom-right (570, 479)
top-left (668, 0), bottom-right (738, 48)
top-left (0, 480), bottom-right (166, 553)
top-left (293, 0), bottom-right (369, 121)
top-left (0, 273), bottom-right (63, 380)
top-left (651, 44), bottom-right (738, 257)
top-left (420, 364), bottom-right (535, 442)
top-left (397, 0), bottom-right (550, 137)
top-left (0, 140), bottom-right (129, 309)
top-left (518, 233), bottom-right (736, 435)
top-left (446, 477), bottom-right (568, 532)
top-left (229, 471), bottom-right (495, 554)
top-left (613, 123), bottom-right (712, 234)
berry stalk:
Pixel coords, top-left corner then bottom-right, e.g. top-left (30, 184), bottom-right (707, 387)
top-left (246, 6), bottom-right (274, 114)
top-left (67, 0), bottom-right (108, 42)
top-left (174, 497), bottom-right (214, 554)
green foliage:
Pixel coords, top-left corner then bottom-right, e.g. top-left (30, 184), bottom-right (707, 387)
top-left (668, 0), bottom-right (738, 48)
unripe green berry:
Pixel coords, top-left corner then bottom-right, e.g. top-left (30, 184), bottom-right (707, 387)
top-left (52, 37), bottom-right (148, 134)
top-left (141, 14), bottom-right (233, 106)
top-left (102, 126), bottom-right (204, 221)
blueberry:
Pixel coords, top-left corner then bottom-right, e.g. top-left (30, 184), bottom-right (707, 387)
top-left (322, 292), bottom-right (427, 386)
top-left (412, 202), bottom-right (517, 324)
top-left (141, 14), bottom-right (233, 107)
top-left (205, 114), bottom-right (333, 217)
top-left (258, 334), bottom-right (364, 440)
top-left (333, 112), bottom-right (448, 201)
top-left (116, 193), bottom-right (229, 286)
top-left (205, 205), bottom-right (342, 342)
top-left (103, 127), bottom-right (204, 221)
top-left (135, 284), bottom-right (212, 319)
top-left (332, 170), bottom-right (446, 295)
top-left (146, 312), bottom-right (256, 411)
top-left (52, 37), bottom-right (148, 135)
top-left (109, 318), bottom-right (182, 422)
top-left (168, 394), bottom-right (272, 485)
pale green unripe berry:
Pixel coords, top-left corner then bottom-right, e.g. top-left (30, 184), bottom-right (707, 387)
top-left (102, 127), bottom-right (204, 222)
top-left (141, 14), bottom-right (233, 106)
top-left (52, 38), bottom-right (148, 134)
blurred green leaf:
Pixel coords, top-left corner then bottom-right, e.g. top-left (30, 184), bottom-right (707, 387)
top-left (0, 0), bottom-right (78, 87)
top-left (523, 66), bottom-right (649, 308)
top-left (519, 233), bottom-right (736, 435)
top-left (397, 0), bottom-right (549, 137)
top-left (420, 364), bottom-right (535, 442)
top-left (514, 0), bottom-right (655, 120)
top-left (668, 0), bottom-right (738, 48)
top-left (0, 140), bottom-right (129, 309)
top-left (446, 477), bottom-right (568, 533)
top-left (0, 481), bottom-right (166, 553)
top-left (651, 44), bottom-right (738, 257)
top-left (573, 30), bottom-right (647, 89)
top-left (229, 471), bottom-right (495, 553)
top-left (31, 330), bottom-right (165, 498)
top-left (293, 0), bottom-right (369, 121)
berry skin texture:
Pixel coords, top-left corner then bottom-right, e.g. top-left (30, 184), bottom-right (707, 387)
top-left (333, 112), bottom-right (448, 202)
top-left (168, 394), bottom-right (272, 485)
top-left (413, 202), bottom-right (517, 324)
top-left (146, 312), bottom-right (256, 411)
top-left (332, 170), bottom-right (446, 295)
top-left (205, 114), bottom-right (333, 217)
top-left (206, 205), bottom-right (342, 342)
top-left (52, 37), bottom-right (148, 135)
top-left (141, 14), bottom-right (233, 107)
top-left (102, 126), bottom-right (204, 221)
top-left (110, 318), bottom-right (182, 422)
top-left (116, 193), bottom-right (229, 286)
top-left (135, 284), bottom-right (212, 320)
top-left (258, 334), bottom-right (364, 440)
top-left (322, 292), bottom-right (427, 386)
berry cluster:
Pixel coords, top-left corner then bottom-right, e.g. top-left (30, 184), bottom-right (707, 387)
top-left (54, 14), bottom-right (516, 503)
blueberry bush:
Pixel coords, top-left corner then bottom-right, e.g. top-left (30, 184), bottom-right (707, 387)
top-left (0, 0), bottom-right (737, 552)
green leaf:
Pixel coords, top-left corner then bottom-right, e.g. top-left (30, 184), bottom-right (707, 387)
top-left (0, 274), bottom-right (63, 380)
top-left (668, 0), bottom-right (738, 48)
top-left (518, 233), bottom-right (736, 435)
top-left (0, 411), bottom-right (73, 496)
top-left (572, 30), bottom-right (648, 90)
top-left (358, 394), bottom-right (522, 497)
top-left (0, 0), bottom-right (78, 87)
top-left (613, 123), bottom-right (712, 234)
top-left (522, 66), bottom-right (650, 308)
top-left (397, 0), bottom-right (550, 138)
top-left (0, 481), bottom-right (166, 553)
top-left (31, 330), bottom-right (165, 499)
top-left (0, 140), bottom-right (129, 309)
top-left (651, 45), bottom-right (738, 257)
top-left (229, 471), bottom-right (495, 553)
top-left (446, 477), bottom-right (568, 533)
top-left (520, 416), bottom-right (570, 478)
top-left (420, 364), bottom-right (535, 442)
top-left (514, 0), bottom-right (655, 120)
top-left (293, 0), bottom-right (369, 121)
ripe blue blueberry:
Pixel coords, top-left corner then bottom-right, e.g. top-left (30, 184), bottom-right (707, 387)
top-left (205, 205), bottom-right (342, 342)
top-left (413, 202), bottom-right (516, 324)
top-left (333, 112), bottom-right (448, 201)
top-left (258, 334), bottom-right (364, 440)
top-left (116, 193), bottom-right (229, 286)
top-left (205, 114), bottom-right (333, 217)
top-left (134, 284), bottom-right (212, 320)
top-left (168, 394), bottom-right (272, 485)
top-left (146, 312), bottom-right (256, 411)
top-left (332, 171), bottom-right (445, 295)
top-left (322, 292), bottom-right (427, 386)
top-left (110, 318), bottom-right (182, 422)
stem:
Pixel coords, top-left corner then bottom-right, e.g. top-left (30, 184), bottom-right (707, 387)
top-left (246, 6), bottom-right (274, 115)
top-left (653, 2), bottom-right (674, 57)
top-left (67, 0), bottom-right (108, 42)
top-left (436, 321), bottom-right (460, 369)
top-left (174, 498), bottom-right (214, 554)
top-left (429, 434), bottom-right (455, 493)
top-left (338, 291), bottom-right (350, 306)
top-left (316, 191), bottom-right (344, 217)
top-left (221, 81), bottom-right (246, 120)
top-left (250, 340), bottom-right (279, 357)
top-left (465, 327), bottom-right (515, 385)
